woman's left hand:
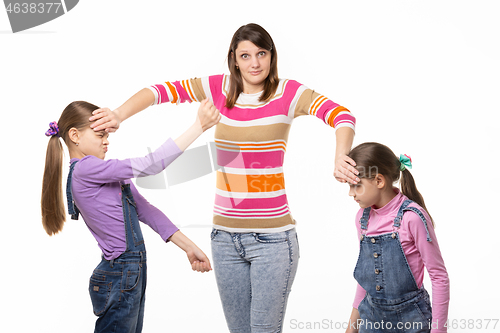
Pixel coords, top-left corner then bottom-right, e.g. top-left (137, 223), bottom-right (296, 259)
top-left (334, 154), bottom-right (359, 184)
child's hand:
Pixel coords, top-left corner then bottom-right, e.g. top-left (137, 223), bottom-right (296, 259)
top-left (197, 99), bottom-right (221, 132)
top-left (186, 247), bottom-right (212, 273)
top-left (345, 308), bottom-right (360, 333)
top-left (90, 108), bottom-right (121, 133)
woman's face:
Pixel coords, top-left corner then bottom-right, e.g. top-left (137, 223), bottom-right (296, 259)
top-left (233, 40), bottom-right (271, 94)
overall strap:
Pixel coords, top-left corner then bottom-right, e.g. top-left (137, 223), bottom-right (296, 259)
top-left (394, 199), bottom-right (432, 242)
top-left (393, 199), bottom-right (413, 228)
top-left (403, 206), bottom-right (432, 242)
top-left (66, 161), bottom-right (80, 220)
top-left (120, 182), bottom-right (145, 252)
top-left (359, 207), bottom-right (372, 231)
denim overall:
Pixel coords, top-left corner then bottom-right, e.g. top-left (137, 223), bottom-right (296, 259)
top-left (67, 161), bottom-right (148, 333)
top-left (354, 200), bottom-right (433, 333)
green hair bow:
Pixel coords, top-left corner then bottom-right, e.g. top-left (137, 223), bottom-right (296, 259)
top-left (399, 154), bottom-right (412, 171)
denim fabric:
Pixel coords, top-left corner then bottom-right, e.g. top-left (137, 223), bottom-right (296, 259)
top-left (66, 161), bottom-right (80, 220)
top-left (68, 162), bottom-right (148, 333)
top-left (89, 252), bottom-right (147, 333)
top-left (354, 200), bottom-right (432, 333)
top-left (211, 228), bottom-right (299, 333)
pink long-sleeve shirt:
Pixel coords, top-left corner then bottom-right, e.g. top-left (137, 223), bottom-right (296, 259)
top-left (353, 190), bottom-right (450, 332)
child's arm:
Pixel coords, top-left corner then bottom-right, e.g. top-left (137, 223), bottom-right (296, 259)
top-left (406, 209), bottom-right (450, 332)
top-left (168, 230), bottom-right (212, 273)
top-left (345, 308), bottom-right (361, 333)
top-left (173, 98), bottom-right (220, 151)
top-left (76, 100), bottom-right (220, 184)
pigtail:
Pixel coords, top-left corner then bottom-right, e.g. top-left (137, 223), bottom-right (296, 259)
top-left (41, 135), bottom-right (66, 235)
top-left (41, 101), bottom-right (102, 235)
top-left (400, 168), bottom-right (434, 226)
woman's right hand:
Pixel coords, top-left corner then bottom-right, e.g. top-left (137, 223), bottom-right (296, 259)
top-left (197, 99), bottom-right (221, 132)
top-left (89, 108), bottom-right (121, 133)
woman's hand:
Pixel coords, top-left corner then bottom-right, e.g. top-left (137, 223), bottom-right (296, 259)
top-left (89, 108), bottom-right (121, 133)
top-left (334, 153), bottom-right (360, 184)
top-left (197, 99), bottom-right (221, 132)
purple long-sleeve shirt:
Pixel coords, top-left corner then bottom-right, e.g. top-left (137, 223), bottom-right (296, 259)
top-left (70, 138), bottom-right (182, 260)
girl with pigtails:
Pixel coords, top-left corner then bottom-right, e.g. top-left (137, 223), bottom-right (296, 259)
top-left (345, 142), bottom-right (450, 333)
top-left (41, 99), bottom-right (220, 333)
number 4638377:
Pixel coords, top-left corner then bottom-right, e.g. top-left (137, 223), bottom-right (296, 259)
top-left (6, 3), bottom-right (62, 14)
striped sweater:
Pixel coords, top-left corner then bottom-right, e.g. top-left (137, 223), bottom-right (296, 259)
top-left (148, 74), bottom-right (356, 233)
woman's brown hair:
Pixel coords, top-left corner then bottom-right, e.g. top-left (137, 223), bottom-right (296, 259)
top-left (41, 101), bottom-right (100, 235)
top-left (226, 23), bottom-right (279, 109)
top-left (348, 142), bottom-right (433, 225)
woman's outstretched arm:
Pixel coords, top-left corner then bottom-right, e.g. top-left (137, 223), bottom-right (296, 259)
top-left (90, 88), bottom-right (156, 132)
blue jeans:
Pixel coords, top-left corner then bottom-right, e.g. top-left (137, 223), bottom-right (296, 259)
top-left (89, 252), bottom-right (147, 333)
top-left (211, 228), bottom-right (299, 333)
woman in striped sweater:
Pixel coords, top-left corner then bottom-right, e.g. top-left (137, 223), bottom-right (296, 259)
top-left (90, 23), bottom-right (359, 333)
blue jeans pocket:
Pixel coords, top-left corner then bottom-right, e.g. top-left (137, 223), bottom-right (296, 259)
top-left (254, 231), bottom-right (289, 243)
top-left (210, 228), bottom-right (218, 241)
top-left (122, 264), bottom-right (141, 292)
top-left (89, 273), bottom-right (112, 316)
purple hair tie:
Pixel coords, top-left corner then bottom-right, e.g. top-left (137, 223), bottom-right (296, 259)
top-left (45, 121), bottom-right (60, 137)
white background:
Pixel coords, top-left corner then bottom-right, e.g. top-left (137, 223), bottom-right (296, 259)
top-left (1, 0), bottom-right (499, 332)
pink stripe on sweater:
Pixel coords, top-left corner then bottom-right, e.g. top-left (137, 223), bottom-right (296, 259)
top-left (215, 194), bottom-right (288, 210)
top-left (222, 99), bottom-right (289, 120)
top-left (172, 81), bottom-right (193, 104)
top-left (315, 100), bottom-right (341, 124)
top-left (214, 209), bottom-right (289, 218)
top-left (333, 113), bottom-right (356, 128)
top-left (152, 84), bottom-right (169, 105)
top-left (216, 150), bottom-right (285, 169)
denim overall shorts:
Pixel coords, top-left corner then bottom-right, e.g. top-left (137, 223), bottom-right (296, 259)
top-left (67, 161), bottom-right (148, 333)
top-left (353, 200), bottom-right (433, 333)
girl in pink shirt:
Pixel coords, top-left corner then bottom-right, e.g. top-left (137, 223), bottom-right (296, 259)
top-left (345, 142), bottom-right (450, 333)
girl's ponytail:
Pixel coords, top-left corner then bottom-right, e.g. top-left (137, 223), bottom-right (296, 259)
top-left (41, 134), bottom-right (66, 235)
top-left (40, 101), bottom-right (101, 235)
top-left (400, 168), bottom-right (434, 226)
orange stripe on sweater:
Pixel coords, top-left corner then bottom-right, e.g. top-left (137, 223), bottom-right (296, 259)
top-left (166, 82), bottom-right (178, 104)
top-left (310, 95), bottom-right (327, 116)
top-left (182, 80), bottom-right (197, 102)
top-left (326, 106), bottom-right (349, 127)
top-left (216, 173), bottom-right (285, 193)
